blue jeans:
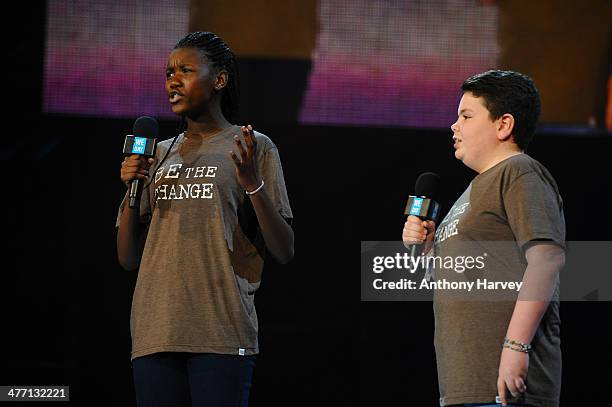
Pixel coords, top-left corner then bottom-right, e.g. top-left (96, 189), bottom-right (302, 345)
top-left (132, 352), bottom-right (256, 407)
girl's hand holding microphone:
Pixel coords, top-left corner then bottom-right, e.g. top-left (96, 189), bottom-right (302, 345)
top-left (120, 155), bottom-right (155, 187)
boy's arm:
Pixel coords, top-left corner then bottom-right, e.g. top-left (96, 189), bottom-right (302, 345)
top-left (497, 242), bottom-right (565, 406)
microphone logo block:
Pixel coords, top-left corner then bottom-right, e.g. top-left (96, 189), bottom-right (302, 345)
top-left (132, 137), bottom-right (147, 154)
top-left (123, 135), bottom-right (156, 157)
top-left (409, 197), bottom-right (423, 216)
top-left (404, 195), bottom-right (440, 222)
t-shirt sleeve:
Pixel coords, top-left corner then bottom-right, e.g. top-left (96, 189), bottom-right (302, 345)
top-left (115, 187), bottom-right (153, 227)
top-left (115, 142), bottom-right (172, 227)
top-left (260, 145), bottom-right (293, 220)
top-left (115, 173), bottom-right (155, 228)
top-left (503, 171), bottom-right (566, 252)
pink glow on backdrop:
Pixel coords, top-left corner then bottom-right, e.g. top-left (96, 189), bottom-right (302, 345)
top-left (45, 0), bottom-right (499, 129)
top-left (44, 0), bottom-right (189, 119)
top-left (300, 0), bottom-right (500, 128)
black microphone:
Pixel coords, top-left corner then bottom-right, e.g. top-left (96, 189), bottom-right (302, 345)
top-left (404, 172), bottom-right (442, 259)
top-left (123, 116), bottom-right (158, 209)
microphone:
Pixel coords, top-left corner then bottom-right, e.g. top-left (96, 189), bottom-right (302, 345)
top-left (123, 116), bottom-right (158, 208)
top-left (404, 172), bottom-right (441, 259)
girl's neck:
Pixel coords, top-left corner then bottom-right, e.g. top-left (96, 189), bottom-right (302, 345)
top-left (184, 110), bottom-right (232, 138)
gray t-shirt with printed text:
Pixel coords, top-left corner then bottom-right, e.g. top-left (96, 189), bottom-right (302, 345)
top-left (117, 125), bottom-right (292, 361)
top-left (433, 154), bottom-right (565, 407)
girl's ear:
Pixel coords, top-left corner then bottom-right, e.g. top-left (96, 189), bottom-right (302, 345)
top-left (214, 70), bottom-right (228, 91)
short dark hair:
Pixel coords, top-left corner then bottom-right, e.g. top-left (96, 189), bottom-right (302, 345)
top-left (461, 70), bottom-right (541, 150)
top-left (174, 31), bottom-right (239, 121)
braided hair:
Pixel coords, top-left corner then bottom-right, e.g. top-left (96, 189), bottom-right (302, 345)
top-left (174, 31), bottom-right (239, 121)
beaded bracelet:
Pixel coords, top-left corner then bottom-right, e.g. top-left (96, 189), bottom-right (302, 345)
top-left (503, 337), bottom-right (532, 353)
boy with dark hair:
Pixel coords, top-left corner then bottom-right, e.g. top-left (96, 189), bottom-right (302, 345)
top-left (460, 70), bottom-right (541, 151)
top-left (403, 70), bottom-right (565, 407)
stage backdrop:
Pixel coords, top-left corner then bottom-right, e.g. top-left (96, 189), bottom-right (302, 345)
top-left (44, 0), bottom-right (610, 128)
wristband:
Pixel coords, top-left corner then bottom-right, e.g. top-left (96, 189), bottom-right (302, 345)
top-left (246, 180), bottom-right (265, 195)
top-left (503, 337), bottom-right (532, 353)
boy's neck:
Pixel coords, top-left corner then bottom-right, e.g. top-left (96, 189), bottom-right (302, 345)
top-left (477, 144), bottom-right (524, 174)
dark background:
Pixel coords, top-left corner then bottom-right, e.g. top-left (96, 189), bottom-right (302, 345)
top-left (2, 2), bottom-right (611, 406)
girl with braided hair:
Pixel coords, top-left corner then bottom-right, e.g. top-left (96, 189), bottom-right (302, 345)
top-left (117, 31), bottom-right (294, 406)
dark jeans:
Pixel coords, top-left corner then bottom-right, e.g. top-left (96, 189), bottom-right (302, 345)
top-left (132, 352), bottom-right (256, 407)
top-left (459, 404), bottom-right (533, 406)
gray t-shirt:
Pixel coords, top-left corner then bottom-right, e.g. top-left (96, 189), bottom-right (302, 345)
top-left (117, 125), bottom-right (292, 360)
top-left (433, 154), bottom-right (565, 407)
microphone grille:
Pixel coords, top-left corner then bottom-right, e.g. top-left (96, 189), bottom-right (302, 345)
top-left (415, 172), bottom-right (441, 199)
top-left (133, 116), bottom-right (159, 139)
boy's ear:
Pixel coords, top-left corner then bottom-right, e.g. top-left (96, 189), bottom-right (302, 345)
top-left (497, 113), bottom-right (515, 141)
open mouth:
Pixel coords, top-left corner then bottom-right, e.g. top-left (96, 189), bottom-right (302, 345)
top-left (169, 91), bottom-right (183, 103)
